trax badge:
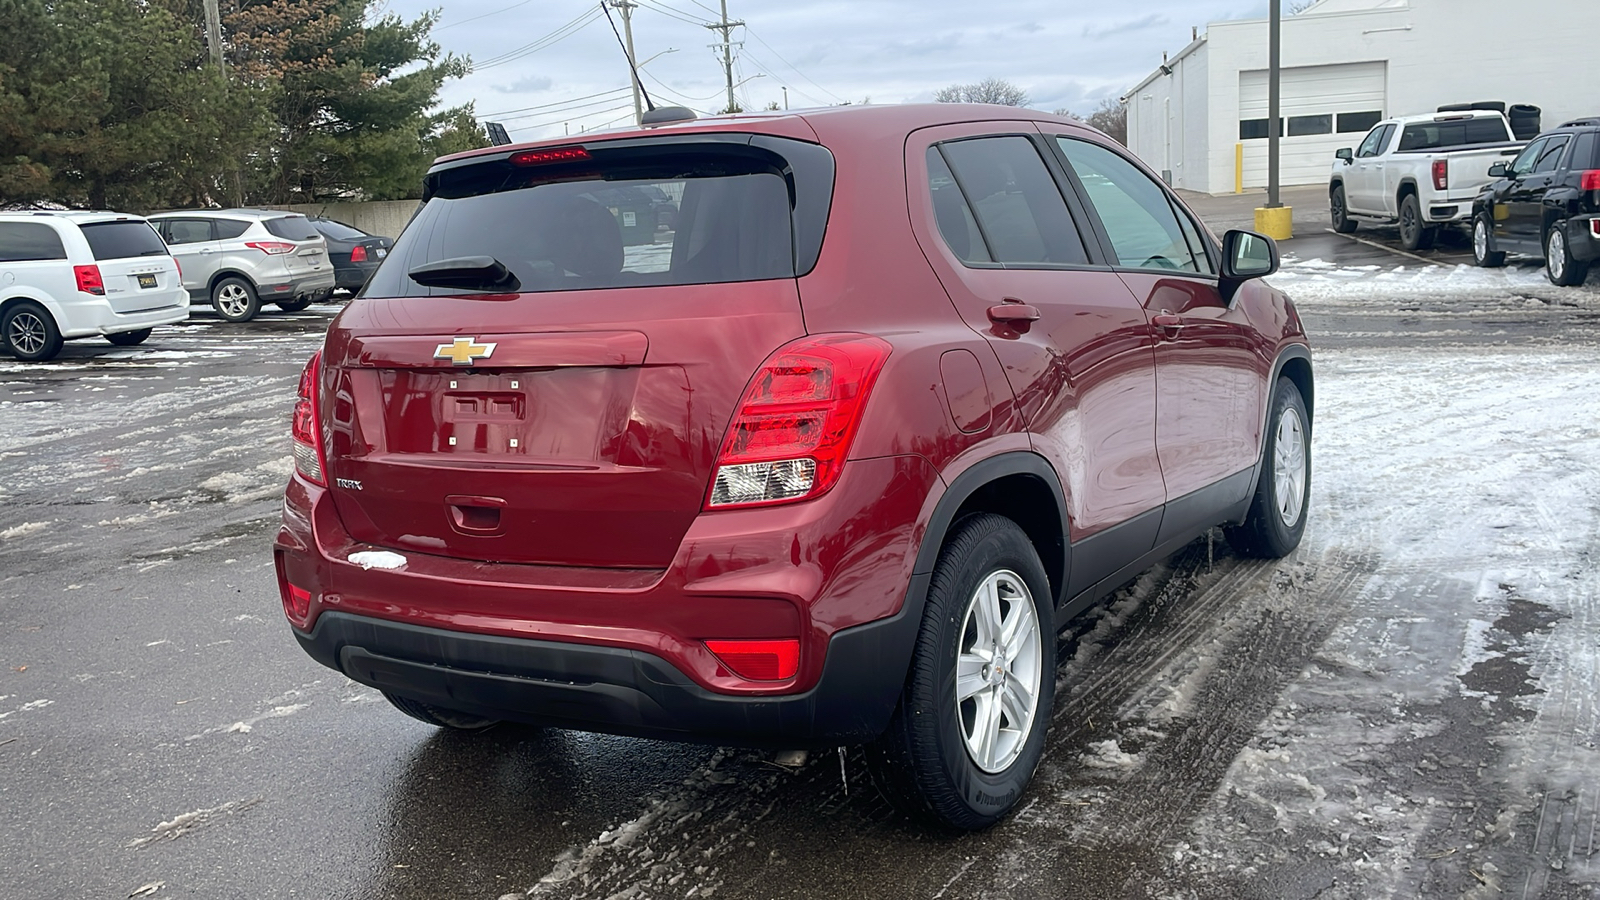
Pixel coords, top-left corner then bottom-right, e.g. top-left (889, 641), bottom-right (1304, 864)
top-left (435, 336), bottom-right (497, 366)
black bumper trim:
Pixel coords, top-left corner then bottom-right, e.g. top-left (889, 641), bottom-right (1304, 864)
top-left (294, 573), bottom-right (929, 748)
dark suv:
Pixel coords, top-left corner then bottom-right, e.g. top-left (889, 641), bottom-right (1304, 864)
top-left (1472, 118), bottom-right (1600, 285)
top-left (275, 105), bottom-right (1313, 830)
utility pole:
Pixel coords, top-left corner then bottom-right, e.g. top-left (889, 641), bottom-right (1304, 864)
top-left (1267, 0), bottom-right (1281, 209)
top-left (782, 86), bottom-right (788, 110)
top-left (611, 1), bottom-right (642, 126)
top-left (203, 0), bottom-right (225, 76)
top-left (705, 0), bottom-right (744, 114)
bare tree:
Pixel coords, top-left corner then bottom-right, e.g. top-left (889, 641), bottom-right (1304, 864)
top-left (1085, 97), bottom-right (1128, 145)
top-left (934, 78), bottom-right (1029, 107)
top-left (1289, 1), bottom-right (1318, 12)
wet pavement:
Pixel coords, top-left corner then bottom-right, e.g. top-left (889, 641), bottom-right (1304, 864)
top-left (3, 246), bottom-right (1599, 899)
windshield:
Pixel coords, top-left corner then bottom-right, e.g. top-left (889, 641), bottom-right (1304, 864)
top-left (363, 161), bottom-right (795, 297)
top-left (80, 221), bottom-right (168, 260)
top-left (1397, 118), bottom-right (1511, 151)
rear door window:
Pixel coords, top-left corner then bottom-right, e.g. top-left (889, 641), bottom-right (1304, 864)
top-left (933, 136), bottom-right (1089, 266)
top-left (1535, 136), bottom-right (1571, 174)
top-left (80, 221), bottom-right (169, 260)
top-left (264, 216), bottom-right (320, 241)
top-left (365, 150), bottom-right (799, 296)
top-left (1055, 138), bottom-right (1207, 274)
top-left (0, 222), bottom-right (67, 261)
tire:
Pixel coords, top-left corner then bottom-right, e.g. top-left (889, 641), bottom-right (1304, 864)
top-left (211, 276), bottom-right (261, 322)
top-left (381, 691), bottom-right (501, 732)
top-left (1226, 377), bottom-right (1311, 559)
top-left (866, 513), bottom-right (1055, 831)
top-left (1472, 214), bottom-right (1506, 268)
top-left (1330, 184), bottom-right (1357, 233)
top-left (1545, 221), bottom-right (1591, 287)
top-left (1398, 194), bottom-right (1436, 251)
top-left (275, 297), bottom-right (313, 312)
top-left (106, 328), bottom-right (152, 347)
top-left (1, 301), bottom-right (64, 361)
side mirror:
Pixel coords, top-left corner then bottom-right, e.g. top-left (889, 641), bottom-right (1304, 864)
top-left (1335, 148), bottom-right (1354, 163)
top-left (1487, 162), bottom-right (1509, 178)
top-left (1222, 230), bottom-right (1278, 281)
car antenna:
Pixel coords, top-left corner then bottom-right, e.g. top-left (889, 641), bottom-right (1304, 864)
top-left (599, 1), bottom-right (656, 116)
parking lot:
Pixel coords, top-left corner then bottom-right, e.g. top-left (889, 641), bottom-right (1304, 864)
top-left (2, 221), bottom-right (1598, 899)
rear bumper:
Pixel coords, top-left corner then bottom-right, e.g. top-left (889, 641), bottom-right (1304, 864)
top-left (1566, 216), bottom-right (1600, 262)
top-left (333, 262), bottom-right (379, 289)
top-left (54, 291), bottom-right (189, 339)
top-left (275, 454), bottom-right (940, 745)
top-left (260, 270), bottom-right (337, 299)
top-left (295, 576), bottom-right (926, 746)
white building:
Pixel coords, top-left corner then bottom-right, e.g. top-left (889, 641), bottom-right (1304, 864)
top-left (1125, 0), bottom-right (1600, 195)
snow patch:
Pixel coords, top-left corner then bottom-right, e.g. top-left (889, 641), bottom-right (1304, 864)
top-left (348, 550), bottom-right (406, 571)
top-left (0, 521), bottom-right (49, 540)
top-left (1080, 739), bottom-right (1143, 771)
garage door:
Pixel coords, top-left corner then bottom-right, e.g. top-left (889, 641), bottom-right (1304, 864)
top-left (1238, 61), bottom-right (1387, 188)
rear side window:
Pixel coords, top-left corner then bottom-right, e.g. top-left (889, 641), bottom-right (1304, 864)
top-left (1572, 132), bottom-right (1598, 170)
top-left (926, 150), bottom-right (990, 264)
top-left (0, 222), bottom-right (67, 262)
top-left (80, 221), bottom-right (168, 260)
top-left (935, 136), bottom-right (1088, 266)
top-left (313, 219), bottom-right (367, 240)
top-left (1397, 117), bottom-right (1510, 151)
top-left (1056, 138), bottom-right (1207, 274)
top-left (215, 219), bottom-right (251, 240)
top-left (264, 216), bottom-right (319, 241)
top-left (365, 150), bottom-right (800, 296)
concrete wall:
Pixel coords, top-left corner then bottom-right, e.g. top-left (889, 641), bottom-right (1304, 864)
top-left (1128, 0), bottom-right (1600, 194)
top-left (267, 199), bottom-right (420, 239)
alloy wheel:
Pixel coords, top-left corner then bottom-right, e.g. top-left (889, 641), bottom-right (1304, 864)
top-left (1474, 219), bottom-right (1489, 262)
top-left (1274, 405), bottom-right (1308, 528)
top-left (216, 283), bottom-right (251, 318)
top-left (955, 569), bottom-right (1042, 774)
top-left (7, 311), bottom-right (47, 356)
top-left (1549, 231), bottom-right (1567, 281)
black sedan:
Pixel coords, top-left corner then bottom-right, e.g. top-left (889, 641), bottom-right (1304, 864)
top-left (309, 217), bottom-right (393, 291)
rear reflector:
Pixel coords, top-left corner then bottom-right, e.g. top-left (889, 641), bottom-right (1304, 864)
top-left (291, 352), bottom-right (328, 485)
top-left (705, 639), bottom-right (800, 681)
top-left (706, 334), bottom-right (892, 510)
top-left (74, 265), bottom-right (104, 295)
top-left (1581, 170), bottom-right (1600, 191)
top-left (1591, 218), bottom-right (1600, 238)
top-left (510, 146), bottom-right (591, 166)
top-left (285, 584), bottom-right (311, 620)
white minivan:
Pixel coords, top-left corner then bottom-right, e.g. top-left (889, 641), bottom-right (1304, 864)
top-left (0, 212), bottom-right (188, 361)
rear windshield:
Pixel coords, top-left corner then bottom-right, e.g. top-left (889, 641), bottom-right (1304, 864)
top-left (1397, 117), bottom-right (1511, 151)
top-left (264, 216), bottom-right (320, 241)
top-left (313, 219), bottom-right (367, 240)
top-left (363, 144), bottom-right (818, 297)
top-left (80, 221), bottom-right (168, 260)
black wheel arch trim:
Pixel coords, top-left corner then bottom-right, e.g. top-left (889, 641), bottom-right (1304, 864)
top-left (208, 270), bottom-right (259, 294)
top-left (912, 451), bottom-right (1071, 604)
top-left (1242, 344), bottom-right (1314, 507)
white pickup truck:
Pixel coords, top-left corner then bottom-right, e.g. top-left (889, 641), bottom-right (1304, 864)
top-left (1329, 110), bottom-right (1527, 250)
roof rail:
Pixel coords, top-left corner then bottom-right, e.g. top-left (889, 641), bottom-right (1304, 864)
top-left (1558, 118), bottom-right (1600, 128)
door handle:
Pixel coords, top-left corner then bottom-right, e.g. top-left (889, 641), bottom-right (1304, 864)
top-left (987, 303), bottom-right (1041, 324)
top-left (1152, 312), bottom-right (1185, 337)
top-left (199, 248), bottom-right (216, 254)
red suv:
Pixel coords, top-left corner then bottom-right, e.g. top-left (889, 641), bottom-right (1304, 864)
top-left (275, 105), bottom-right (1312, 830)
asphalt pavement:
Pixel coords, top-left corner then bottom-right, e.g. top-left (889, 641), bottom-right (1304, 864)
top-left (3, 227), bottom-right (1598, 899)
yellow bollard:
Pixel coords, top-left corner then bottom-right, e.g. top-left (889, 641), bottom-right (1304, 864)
top-left (1254, 206), bottom-right (1293, 240)
top-left (1235, 143), bottom-right (1243, 195)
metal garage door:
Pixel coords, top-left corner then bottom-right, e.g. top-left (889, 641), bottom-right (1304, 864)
top-left (1239, 61), bottom-right (1387, 187)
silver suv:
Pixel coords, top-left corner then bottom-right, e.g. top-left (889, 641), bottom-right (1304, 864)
top-left (146, 210), bottom-right (337, 322)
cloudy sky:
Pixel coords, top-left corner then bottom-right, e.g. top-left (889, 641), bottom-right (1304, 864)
top-left (381, 0), bottom-right (1279, 142)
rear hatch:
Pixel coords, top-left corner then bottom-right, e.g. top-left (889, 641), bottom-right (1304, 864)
top-left (262, 215), bottom-right (330, 278)
top-left (321, 134), bottom-right (833, 569)
top-left (79, 219), bottom-right (181, 312)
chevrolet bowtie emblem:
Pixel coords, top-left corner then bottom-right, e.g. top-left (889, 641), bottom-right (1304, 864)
top-left (435, 336), bottom-right (497, 366)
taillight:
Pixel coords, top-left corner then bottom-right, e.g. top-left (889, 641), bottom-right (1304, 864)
top-left (1432, 158), bottom-right (1448, 191)
top-left (173, 258), bottom-right (182, 280)
top-left (246, 240), bottom-right (295, 255)
top-left (1581, 170), bottom-right (1600, 191)
top-left (291, 352), bottom-right (328, 486)
top-left (706, 334), bottom-right (892, 509)
top-left (74, 265), bottom-right (104, 295)
top-left (350, 245), bottom-right (368, 263)
top-left (705, 639), bottom-right (800, 681)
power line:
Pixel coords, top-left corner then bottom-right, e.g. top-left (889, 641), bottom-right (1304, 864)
top-left (474, 7), bottom-right (603, 70)
top-left (741, 25), bottom-right (845, 104)
top-left (479, 87), bottom-right (632, 119)
top-left (737, 47), bottom-right (828, 107)
top-left (496, 95), bottom-right (637, 123)
top-left (632, 0), bottom-right (710, 27)
top-left (437, 0), bottom-right (536, 31)
top-left (639, 69), bottom-right (722, 104)
top-left (504, 102), bottom-right (634, 135)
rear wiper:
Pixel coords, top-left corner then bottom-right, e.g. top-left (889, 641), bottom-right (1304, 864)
top-left (408, 256), bottom-right (521, 292)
